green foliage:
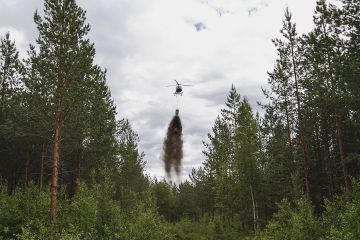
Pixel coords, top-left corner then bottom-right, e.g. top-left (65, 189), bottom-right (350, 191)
top-left (0, 181), bottom-right (174, 240)
top-left (172, 215), bottom-right (241, 240)
top-left (201, 86), bottom-right (263, 232)
top-left (173, 216), bottom-right (216, 240)
top-left (115, 119), bottom-right (149, 209)
top-left (57, 185), bottom-right (98, 237)
top-left (125, 202), bottom-right (175, 240)
top-left (0, 32), bottom-right (26, 195)
top-left (152, 179), bottom-right (179, 222)
top-left (321, 179), bottom-right (360, 240)
top-left (0, 184), bottom-right (49, 240)
top-left (247, 179), bottom-right (360, 240)
top-left (250, 198), bottom-right (321, 240)
top-left (177, 181), bottom-right (200, 219)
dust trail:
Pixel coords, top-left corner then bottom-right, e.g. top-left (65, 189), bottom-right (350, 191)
top-left (163, 109), bottom-right (183, 177)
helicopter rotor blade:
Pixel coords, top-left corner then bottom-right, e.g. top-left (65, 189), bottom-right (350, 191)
top-left (174, 79), bottom-right (180, 85)
top-left (165, 85), bottom-right (176, 87)
top-left (179, 84), bottom-right (193, 86)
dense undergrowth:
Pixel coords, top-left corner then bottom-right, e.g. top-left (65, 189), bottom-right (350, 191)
top-left (1, 179), bottom-right (360, 239)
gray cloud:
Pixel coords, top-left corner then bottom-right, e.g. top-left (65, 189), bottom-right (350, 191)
top-left (248, 7), bottom-right (258, 16)
top-left (0, 0), bottom-right (318, 181)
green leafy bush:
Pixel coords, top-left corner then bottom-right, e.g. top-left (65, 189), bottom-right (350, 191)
top-left (321, 180), bottom-right (360, 240)
top-left (0, 184), bottom-right (49, 239)
top-left (250, 198), bottom-right (321, 240)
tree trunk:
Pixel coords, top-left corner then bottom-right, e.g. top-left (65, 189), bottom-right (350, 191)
top-left (298, 117), bottom-right (311, 200)
top-left (39, 142), bottom-right (45, 192)
top-left (50, 34), bottom-right (66, 222)
top-left (250, 184), bottom-right (257, 232)
top-left (59, 161), bottom-right (64, 191)
top-left (322, 125), bottom-right (334, 199)
top-left (7, 171), bottom-right (15, 195)
top-left (7, 175), bottom-right (12, 195)
top-left (74, 143), bottom-right (81, 195)
top-left (284, 100), bottom-right (296, 178)
top-left (335, 117), bottom-right (350, 195)
top-left (319, 17), bottom-right (351, 197)
top-left (0, 65), bottom-right (7, 107)
top-left (50, 98), bottom-right (62, 222)
top-left (291, 46), bottom-right (311, 201)
top-left (24, 147), bottom-right (31, 191)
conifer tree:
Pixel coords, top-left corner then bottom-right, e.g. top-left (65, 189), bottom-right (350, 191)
top-left (202, 116), bottom-right (232, 217)
top-left (303, 0), bottom-right (351, 195)
top-left (268, 8), bottom-right (311, 200)
top-left (266, 34), bottom-right (297, 180)
top-left (0, 33), bottom-right (22, 109)
top-left (260, 106), bottom-right (295, 217)
top-left (202, 88), bottom-right (238, 219)
top-left (201, 86), bottom-right (262, 232)
top-left (0, 33), bottom-right (24, 194)
top-left (115, 119), bottom-right (148, 208)
top-left (30, 0), bottom-right (99, 221)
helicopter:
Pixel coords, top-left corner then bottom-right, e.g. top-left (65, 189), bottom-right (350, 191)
top-left (166, 80), bottom-right (193, 96)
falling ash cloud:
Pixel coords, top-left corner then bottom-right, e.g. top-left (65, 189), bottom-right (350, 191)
top-left (163, 109), bottom-right (183, 178)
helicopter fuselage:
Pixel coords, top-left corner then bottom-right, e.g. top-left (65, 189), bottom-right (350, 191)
top-left (167, 80), bottom-right (192, 96)
top-left (174, 86), bottom-right (183, 95)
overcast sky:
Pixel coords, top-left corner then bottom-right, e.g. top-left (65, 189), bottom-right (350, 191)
top-left (0, 0), bottom-right (320, 181)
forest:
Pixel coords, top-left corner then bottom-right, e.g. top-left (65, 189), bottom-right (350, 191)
top-left (0, 0), bottom-right (359, 239)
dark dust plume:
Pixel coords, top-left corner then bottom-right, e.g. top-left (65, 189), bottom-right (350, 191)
top-left (163, 109), bottom-right (183, 177)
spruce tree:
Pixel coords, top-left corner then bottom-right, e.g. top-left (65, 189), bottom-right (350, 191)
top-left (115, 119), bottom-right (148, 209)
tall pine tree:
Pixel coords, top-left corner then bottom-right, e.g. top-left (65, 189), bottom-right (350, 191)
top-left (30, 0), bottom-right (102, 221)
